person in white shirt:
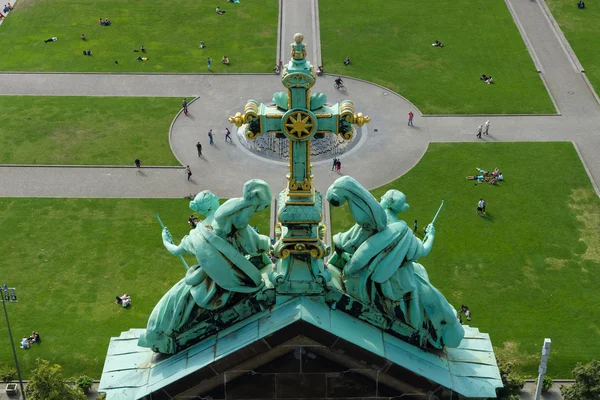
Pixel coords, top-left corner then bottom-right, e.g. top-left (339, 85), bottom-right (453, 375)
top-left (20, 336), bottom-right (29, 349)
top-left (484, 120), bottom-right (490, 135)
top-left (115, 293), bottom-right (131, 307)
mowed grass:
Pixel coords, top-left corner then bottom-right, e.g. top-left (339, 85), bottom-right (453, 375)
top-left (0, 96), bottom-right (178, 165)
top-left (0, 0), bottom-right (277, 72)
top-left (0, 198), bottom-right (271, 378)
top-left (546, 0), bottom-right (600, 97)
top-left (319, 0), bottom-right (556, 115)
top-left (330, 142), bottom-right (600, 377)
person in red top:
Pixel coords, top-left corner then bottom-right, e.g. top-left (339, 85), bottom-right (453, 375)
top-left (408, 111), bottom-right (414, 126)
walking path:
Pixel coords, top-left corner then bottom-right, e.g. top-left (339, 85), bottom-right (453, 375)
top-left (0, 0), bottom-right (599, 199)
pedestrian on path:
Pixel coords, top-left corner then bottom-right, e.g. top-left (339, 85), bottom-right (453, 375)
top-left (408, 111), bottom-right (414, 126)
top-left (484, 120), bottom-right (490, 135)
top-left (208, 129), bottom-right (214, 145)
top-left (207, 57), bottom-right (212, 71)
top-left (182, 98), bottom-right (188, 116)
top-left (225, 127), bottom-right (232, 142)
top-left (135, 158), bottom-right (141, 170)
top-left (196, 142), bottom-right (202, 157)
top-left (477, 125), bottom-right (482, 139)
top-left (332, 158), bottom-right (338, 171)
top-left (336, 159), bottom-right (342, 173)
top-left (185, 165), bottom-right (192, 180)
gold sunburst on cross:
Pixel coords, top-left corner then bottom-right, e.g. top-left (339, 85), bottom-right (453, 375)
top-left (285, 111), bottom-right (313, 139)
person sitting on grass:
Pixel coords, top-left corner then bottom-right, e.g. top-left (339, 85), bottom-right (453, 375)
top-left (141, 45), bottom-right (146, 53)
top-left (498, 172), bottom-right (504, 181)
top-left (489, 176), bottom-right (498, 185)
top-left (216, 6), bottom-right (225, 14)
top-left (103, 18), bottom-right (111, 26)
top-left (492, 167), bottom-right (499, 177)
top-left (20, 336), bottom-right (29, 349)
top-left (344, 56), bottom-right (351, 66)
top-left (466, 175), bottom-right (485, 181)
top-left (44, 37), bottom-right (58, 43)
top-left (135, 56), bottom-right (149, 61)
top-left (199, 41), bottom-right (205, 48)
top-left (115, 293), bottom-right (131, 307)
top-left (432, 40), bottom-right (444, 47)
top-left (99, 18), bottom-right (103, 25)
top-left (485, 76), bottom-right (494, 84)
top-left (577, 1), bottom-right (585, 8)
top-left (87, 49), bottom-right (92, 56)
top-left (476, 167), bottom-right (489, 177)
top-left (28, 331), bottom-right (40, 344)
top-left (81, 33), bottom-right (86, 40)
top-left (222, 55), bottom-right (230, 65)
top-left (480, 74), bottom-right (488, 81)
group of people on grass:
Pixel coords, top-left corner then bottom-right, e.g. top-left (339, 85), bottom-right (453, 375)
top-left (480, 74), bottom-right (494, 84)
top-left (115, 293), bottom-right (131, 307)
top-left (20, 331), bottom-right (41, 349)
top-left (458, 305), bottom-right (472, 324)
top-left (466, 167), bottom-right (504, 185)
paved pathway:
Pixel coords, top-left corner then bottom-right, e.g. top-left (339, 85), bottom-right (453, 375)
top-left (0, 0), bottom-right (599, 199)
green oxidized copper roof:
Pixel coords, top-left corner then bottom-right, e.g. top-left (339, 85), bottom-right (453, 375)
top-left (99, 297), bottom-right (502, 399)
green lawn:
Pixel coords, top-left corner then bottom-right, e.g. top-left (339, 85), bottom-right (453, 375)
top-left (0, 143), bottom-right (597, 379)
top-left (319, 0), bottom-right (556, 115)
top-left (330, 142), bottom-right (600, 377)
top-left (0, 198), bottom-right (271, 378)
top-left (0, 96), bottom-right (178, 165)
top-left (0, 0), bottom-right (277, 72)
top-left (546, 0), bottom-right (600, 97)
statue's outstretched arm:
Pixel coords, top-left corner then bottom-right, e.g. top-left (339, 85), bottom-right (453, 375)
top-left (326, 176), bottom-right (387, 233)
top-left (162, 228), bottom-right (186, 256)
top-left (416, 224), bottom-right (435, 259)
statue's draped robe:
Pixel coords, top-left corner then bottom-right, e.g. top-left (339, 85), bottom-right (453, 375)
top-left (138, 225), bottom-right (269, 354)
top-left (330, 221), bottom-right (463, 348)
top-left (326, 177), bottom-right (463, 349)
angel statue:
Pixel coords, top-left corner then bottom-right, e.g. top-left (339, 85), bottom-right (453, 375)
top-left (326, 176), bottom-right (464, 349)
top-left (138, 180), bottom-right (274, 354)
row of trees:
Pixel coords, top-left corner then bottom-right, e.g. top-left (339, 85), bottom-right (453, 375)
top-left (496, 357), bottom-right (600, 400)
top-left (1, 359), bottom-right (96, 400)
top-left (2, 357), bottom-right (600, 399)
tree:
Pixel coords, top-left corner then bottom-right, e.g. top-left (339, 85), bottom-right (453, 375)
top-left (561, 360), bottom-right (600, 400)
top-left (494, 355), bottom-right (525, 400)
top-left (25, 359), bottom-right (86, 400)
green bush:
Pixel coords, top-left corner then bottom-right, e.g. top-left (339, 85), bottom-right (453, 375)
top-left (0, 367), bottom-right (17, 382)
top-left (75, 375), bottom-right (93, 392)
top-left (495, 355), bottom-right (525, 400)
top-left (541, 375), bottom-right (553, 392)
top-left (561, 360), bottom-right (600, 400)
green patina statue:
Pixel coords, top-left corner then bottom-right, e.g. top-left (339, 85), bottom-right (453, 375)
top-left (327, 177), bottom-right (464, 348)
top-left (139, 183), bottom-right (274, 354)
top-left (138, 33), bottom-right (464, 355)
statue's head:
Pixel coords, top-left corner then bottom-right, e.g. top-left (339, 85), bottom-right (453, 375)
top-left (380, 190), bottom-right (410, 214)
top-left (294, 33), bottom-right (304, 44)
top-left (189, 190), bottom-right (220, 215)
top-left (242, 179), bottom-right (272, 212)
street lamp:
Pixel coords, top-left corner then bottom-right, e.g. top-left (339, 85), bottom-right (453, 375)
top-left (1, 284), bottom-right (26, 400)
top-left (535, 338), bottom-right (552, 400)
